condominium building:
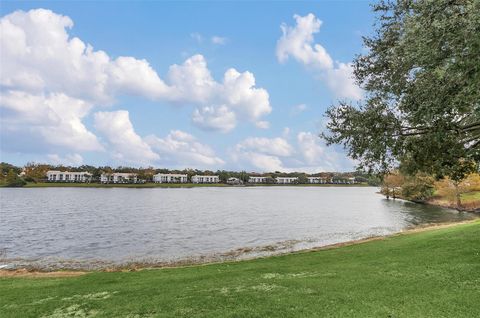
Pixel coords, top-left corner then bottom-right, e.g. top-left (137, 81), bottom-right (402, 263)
top-left (275, 177), bottom-right (298, 184)
top-left (307, 176), bottom-right (329, 184)
top-left (100, 172), bottom-right (138, 184)
top-left (248, 176), bottom-right (268, 183)
top-left (153, 173), bottom-right (188, 183)
top-left (191, 175), bottom-right (219, 183)
top-left (46, 170), bottom-right (92, 182)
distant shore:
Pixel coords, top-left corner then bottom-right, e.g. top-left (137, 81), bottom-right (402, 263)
top-left (17, 182), bottom-right (372, 189)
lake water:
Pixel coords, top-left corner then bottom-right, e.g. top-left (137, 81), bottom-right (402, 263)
top-left (0, 187), bottom-right (475, 269)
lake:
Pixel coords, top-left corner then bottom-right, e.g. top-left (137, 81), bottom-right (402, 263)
top-left (0, 186), bottom-right (475, 270)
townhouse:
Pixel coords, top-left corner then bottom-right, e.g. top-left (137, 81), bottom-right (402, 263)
top-left (275, 177), bottom-right (298, 184)
top-left (248, 176), bottom-right (268, 183)
top-left (100, 172), bottom-right (138, 184)
top-left (46, 170), bottom-right (92, 182)
top-left (307, 176), bottom-right (329, 184)
top-left (153, 173), bottom-right (188, 183)
top-left (191, 175), bottom-right (219, 183)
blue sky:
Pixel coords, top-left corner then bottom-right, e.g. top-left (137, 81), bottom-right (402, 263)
top-left (0, 1), bottom-right (374, 172)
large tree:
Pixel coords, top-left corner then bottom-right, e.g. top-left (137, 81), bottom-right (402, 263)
top-left (323, 0), bottom-right (480, 181)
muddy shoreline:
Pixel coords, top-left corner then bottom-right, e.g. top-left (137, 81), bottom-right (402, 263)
top-left (1, 219), bottom-right (477, 277)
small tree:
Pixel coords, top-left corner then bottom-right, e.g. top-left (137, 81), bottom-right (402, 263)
top-left (435, 172), bottom-right (479, 208)
top-left (381, 173), bottom-right (405, 199)
top-left (401, 173), bottom-right (435, 202)
top-left (5, 169), bottom-right (26, 187)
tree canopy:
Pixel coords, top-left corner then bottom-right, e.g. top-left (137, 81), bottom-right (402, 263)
top-left (323, 0), bottom-right (480, 180)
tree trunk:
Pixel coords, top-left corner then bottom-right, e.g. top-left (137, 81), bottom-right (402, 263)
top-left (454, 182), bottom-right (462, 209)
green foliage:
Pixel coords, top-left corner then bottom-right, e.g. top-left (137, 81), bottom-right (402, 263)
top-left (324, 0), bottom-right (480, 181)
top-left (0, 162), bottom-right (21, 175)
top-left (297, 173), bottom-right (308, 184)
top-left (401, 173), bottom-right (435, 201)
top-left (1, 221), bottom-right (479, 317)
top-left (5, 169), bottom-right (26, 187)
top-left (23, 162), bottom-right (51, 182)
top-left (0, 161), bottom-right (375, 185)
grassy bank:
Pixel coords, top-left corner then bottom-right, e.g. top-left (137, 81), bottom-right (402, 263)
top-left (1, 220), bottom-right (479, 317)
top-left (428, 191), bottom-right (480, 211)
top-left (20, 182), bottom-right (370, 188)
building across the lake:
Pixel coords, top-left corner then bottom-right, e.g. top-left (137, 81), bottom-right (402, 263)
top-left (153, 173), bottom-right (188, 183)
top-left (307, 176), bottom-right (329, 184)
top-left (191, 175), bottom-right (219, 183)
top-left (248, 176), bottom-right (268, 183)
top-left (100, 172), bottom-right (138, 184)
top-left (46, 170), bottom-right (92, 182)
top-left (275, 177), bottom-right (298, 184)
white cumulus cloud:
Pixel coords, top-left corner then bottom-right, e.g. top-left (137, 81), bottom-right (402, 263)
top-left (231, 132), bottom-right (355, 172)
top-left (0, 91), bottom-right (102, 152)
top-left (235, 137), bottom-right (294, 157)
top-left (145, 130), bottom-right (225, 168)
top-left (276, 13), bottom-right (362, 100)
top-left (94, 111), bottom-right (160, 165)
top-left (192, 105), bottom-right (237, 133)
top-left (255, 121), bottom-right (270, 129)
top-left (0, 8), bottom-right (272, 163)
top-left (47, 153), bottom-right (84, 166)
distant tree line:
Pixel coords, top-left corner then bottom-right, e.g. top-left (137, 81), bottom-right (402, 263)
top-left (0, 162), bottom-right (377, 186)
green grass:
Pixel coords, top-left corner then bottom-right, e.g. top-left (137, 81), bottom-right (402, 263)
top-left (461, 191), bottom-right (480, 203)
top-left (1, 221), bottom-right (479, 317)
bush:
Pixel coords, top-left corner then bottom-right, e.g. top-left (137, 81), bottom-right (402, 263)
top-left (5, 169), bottom-right (26, 187)
top-left (401, 174), bottom-right (434, 202)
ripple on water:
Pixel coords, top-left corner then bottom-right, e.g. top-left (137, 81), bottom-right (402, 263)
top-left (0, 187), bottom-right (476, 269)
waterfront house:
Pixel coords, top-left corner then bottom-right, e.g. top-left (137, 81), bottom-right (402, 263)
top-left (248, 176), bottom-right (268, 183)
top-left (100, 172), bottom-right (138, 184)
top-left (46, 170), bottom-right (92, 182)
top-left (153, 173), bottom-right (188, 183)
top-left (275, 177), bottom-right (298, 184)
top-left (307, 176), bottom-right (328, 184)
top-left (191, 175), bottom-right (219, 183)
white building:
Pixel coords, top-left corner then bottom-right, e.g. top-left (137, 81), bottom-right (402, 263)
top-left (275, 177), bottom-right (298, 184)
top-left (153, 173), bottom-right (188, 183)
top-left (100, 172), bottom-right (138, 184)
top-left (248, 176), bottom-right (268, 183)
top-left (307, 176), bottom-right (328, 184)
top-left (191, 175), bottom-right (219, 183)
top-left (46, 170), bottom-right (92, 182)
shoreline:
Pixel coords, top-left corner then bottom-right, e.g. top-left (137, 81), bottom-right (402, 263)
top-left (381, 193), bottom-right (480, 213)
top-left (17, 182), bottom-right (371, 189)
top-left (2, 218), bottom-right (477, 277)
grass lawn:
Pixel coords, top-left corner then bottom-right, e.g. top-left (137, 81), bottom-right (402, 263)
top-left (461, 191), bottom-right (480, 203)
top-left (430, 191), bottom-right (480, 211)
top-left (1, 220), bottom-right (479, 317)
